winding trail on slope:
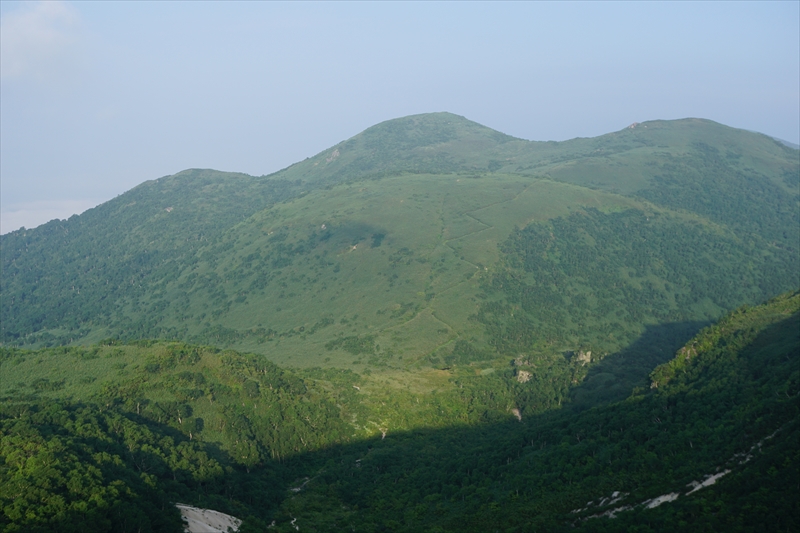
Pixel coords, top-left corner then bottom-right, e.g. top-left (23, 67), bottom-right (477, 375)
top-left (405, 179), bottom-right (544, 356)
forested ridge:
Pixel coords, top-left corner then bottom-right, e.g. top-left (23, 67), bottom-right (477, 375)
top-left (0, 170), bottom-right (301, 343)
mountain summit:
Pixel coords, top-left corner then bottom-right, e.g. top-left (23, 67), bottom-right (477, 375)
top-left (274, 112), bottom-right (526, 184)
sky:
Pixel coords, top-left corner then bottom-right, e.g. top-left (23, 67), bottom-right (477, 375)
top-left (1, 1), bottom-right (798, 234)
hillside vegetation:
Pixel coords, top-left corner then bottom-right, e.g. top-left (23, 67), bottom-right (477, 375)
top-left (1, 290), bottom-right (797, 531)
top-left (2, 114), bottom-right (797, 402)
top-left (1, 113), bottom-right (798, 530)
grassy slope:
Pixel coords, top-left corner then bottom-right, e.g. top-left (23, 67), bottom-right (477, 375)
top-left (124, 174), bottom-right (644, 365)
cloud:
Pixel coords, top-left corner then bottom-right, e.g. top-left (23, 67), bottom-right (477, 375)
top-left (0, 198), bottom-right (104, 235)
top-left (0, 1), bottom-right (83, 83)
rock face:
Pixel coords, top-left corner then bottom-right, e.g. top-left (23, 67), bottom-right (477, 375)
top-left (516, 370), bottom-right (532, 383)
top-left (176, 504), bottom-right (242, 533)
top-left (575, 350), bottom-right (592, 365)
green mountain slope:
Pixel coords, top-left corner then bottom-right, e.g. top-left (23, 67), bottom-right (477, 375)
top-left (2, 291), bottom-right (797, 531)
top-left (1, 114), bottom-right (798, 406)
top-left (0, 169), bottom-right (301, 339)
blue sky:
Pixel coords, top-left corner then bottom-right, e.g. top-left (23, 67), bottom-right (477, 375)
top-left (1, 1), bottom-right (798, 233)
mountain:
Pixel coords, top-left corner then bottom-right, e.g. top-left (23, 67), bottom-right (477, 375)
top-left (1, 112), bottom-right (799, 531)
top-left (2, 290), bottom-right (797, 531)
top-left (2, 113), bottom-right (798, 406)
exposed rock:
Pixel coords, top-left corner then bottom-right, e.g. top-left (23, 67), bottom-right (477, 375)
top-left (513, 355), bottom-right (530, 366)
top-left (686, 470), bottom-right (731, 494)
top-left (176, 504), bottom-right (241, 533)
top-left (643, 492), bottom-right (679, 508)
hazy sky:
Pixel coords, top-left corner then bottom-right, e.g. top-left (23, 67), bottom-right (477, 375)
top-left (1, 1), bottom-right (798, 234)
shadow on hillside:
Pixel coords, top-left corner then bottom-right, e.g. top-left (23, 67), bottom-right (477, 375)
top-left (254, 313), bottom-right (797, 532)
top-left (568, 320), bottom-right (708, 410)
top-left (13, 313), bottom-right (798, 533)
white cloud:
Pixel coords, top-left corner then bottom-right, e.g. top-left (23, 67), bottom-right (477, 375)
top-left (0, 1), bottom-right (83, 83)
top-left (0, 198), bottom-right (105, 234)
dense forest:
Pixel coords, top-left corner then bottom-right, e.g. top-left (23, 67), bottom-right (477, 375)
top-left (1, 291), bottom-right (797, 531)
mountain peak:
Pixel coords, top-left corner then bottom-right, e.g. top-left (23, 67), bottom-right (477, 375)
top-left (355, 111), bottom-right (520, 149)
top-left (355, 111), bottom-right (521, 149)
top-left (274, 112), bottom-right (526, 184)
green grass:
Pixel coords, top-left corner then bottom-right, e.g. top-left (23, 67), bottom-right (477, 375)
top-left (91, 173), bottom-right (656, 370)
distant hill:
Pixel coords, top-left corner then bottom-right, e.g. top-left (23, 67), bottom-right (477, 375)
top-left (776, 138), bottom-right (800, 149)
top-left (1, 113), bottom-right (798, 408)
